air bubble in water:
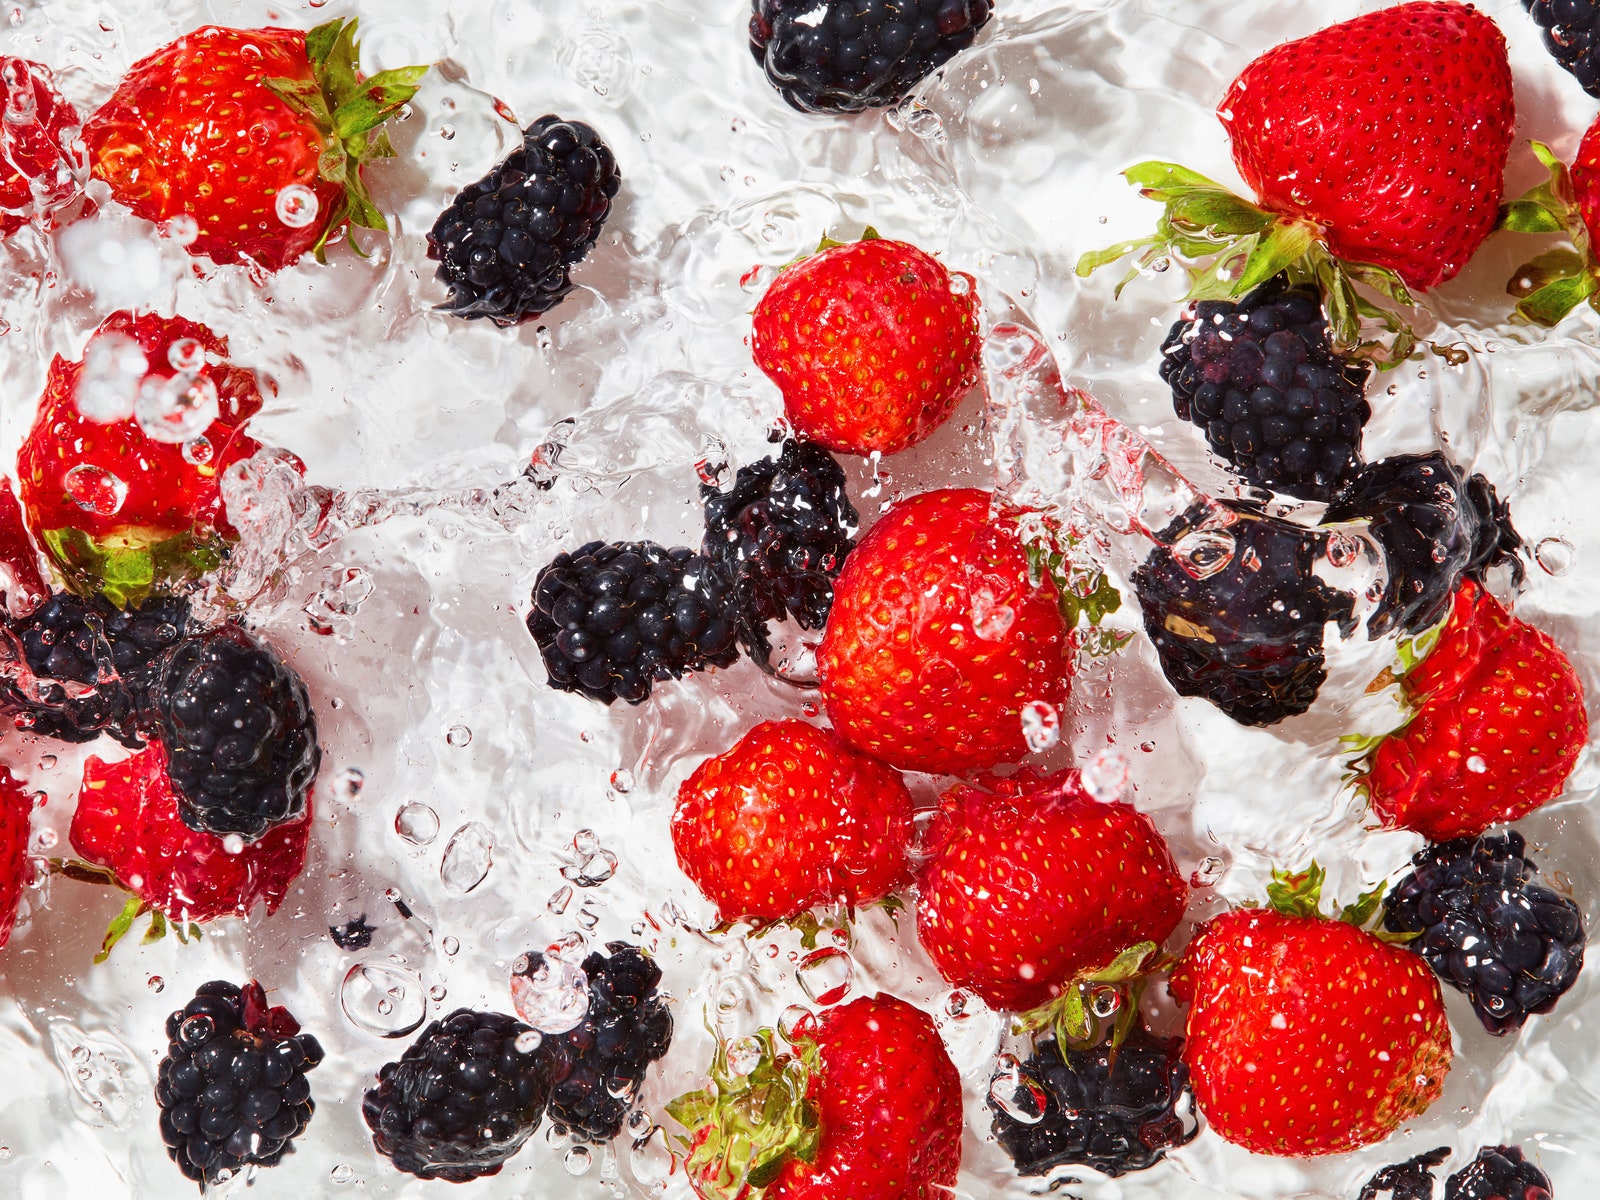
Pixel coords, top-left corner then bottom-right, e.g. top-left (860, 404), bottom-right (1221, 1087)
top-left (510, 950), bottom-right (590, 1033)
top-left (75, 332), bottom-right (147, 421)
top-left (329, 1164), bottom-right (353, 1185)
top-left (440, 822), bottom-right (494, 893)
top-left (988, 1056), bottom-right (1048, 1125)
top-left (796, 947), bottom-right (853, 1006)
top-left (274, 184), bottom-right (320, 228)
top-left (395, 802), bottom-right (439, 845)
top-left (340, 962), bottom-right (426, 1037)
top-left (724, 1035), bottom-right (764, 1077)
top-left (564, 1146), bottom-right (593, 1176)
top-left (181, 436), bottom-right (213, 466)
top-left (1191, 856), bottom-right (1225, 887)
top-left (1081, 748), bottom-right (1131, 803)
top-left (1020, 700), bottom-right (1060, 754)
top-left (515, 1029), bottom-right (543, 1053)
top-left (1536, 537), bottom-right (1575, 577)
top-left (63, 463), bottom-right (127, 517)
top-left (548, 885), bottom-right (573, 915)
top-left (160, 214), bottom-right (199, 245)
top-left (441, 936), bottom-right (459, 957)
top-left (1467, 755), bottom-right (1487, 774)
top-left (147, 976), bottom-right (164, 993)
top-left (1170, 527), bottom-right (1236, 580)
top-left (446, 724), bottom-right (472, 747)
top-left (562, 829), bottom-right (618, 887)
top-left (166, 337), bottom-right (205, 372)
top-left (135, 369), bottom-right (218, 444)
top-left (332, 767), bottom-right (365, 804)
top-left (971, 587), bottom-right (1016, 640)
top-left (609, 769), bottom-right (633, 793)
top-left (222, 834), bottom-right (245, 855)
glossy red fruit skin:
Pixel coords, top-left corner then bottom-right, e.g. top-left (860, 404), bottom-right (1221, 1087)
top-left (817, 488), bottom-right (1072, 776)
top-left (69, 743), bottom-right (309, 924)
top-left (0, 57), bottom-right (84, 238)
top-left (916, 769), bottom-right (1187, 1011)
top-left (1368, 582), bottom-right (1588, 842)
top-left (0, 478), bottom-right (48, 618)
top-left (1220, 1), bottom-right (1513, 290)
top-left (766, 995), bottom-right (962, 1200)
top-left (0, 769), bottom-right (32, 948)
top-left (1169, 908), bottom-right (1453, 1156)
top-left (1573, 113), bottom-right (1600, 254)
top-left (752, 239), bottom-right (981, 456)
top-left (672, 719), bottom-right (914, 924)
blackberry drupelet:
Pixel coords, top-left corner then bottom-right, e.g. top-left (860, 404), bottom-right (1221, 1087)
top-left (1324, 452), bottom-right (1523, 638)
top-left (0, 592), bottom-right (187, 746)
top-left (427, 115), bottom-right (620, 326)
top-left (749, 0), bottom-right (994, 115)
top-left (524, 942), bottom-right (673, 1142)
top-left (1132, 504), bottom-right (1356, 726)
top-left (362, 1009), bottom-right (551, 1183)
top-left (1445, 1145), bottom-right (1554, 1200)
top-left (701, 439), bottom-right (858, 668)
top-left (1360, 1147), bottom-right (1451, 1200)
top-left (991, 1030), bottom-right (1197, 1178)
top-left (1523, 0), bottom-right (1600, 98)
top-left (1383, 831), bottom-right (1586, 1036)
top-left (527, 540), bottom-right (739, 705)
top-left (155, 980), bottom-right (323, 1188)
top-left (1159, 275), bottom-right (1372, 501)
top-left (150, 624), bottom-right (320, 840)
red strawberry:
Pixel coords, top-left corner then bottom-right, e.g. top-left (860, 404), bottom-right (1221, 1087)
top-left (751, 236), bottom-right (981, 456)
top-left (672, 719), bottom-right (914, 924)
top-left (0, 768), bottom-right (33, 949)
top-left (69, 743), bottom-right (309, 930)
top-left (0, 57), bottom-right (86, 237)
top-left (1169, 869), bottom-right (1453, 1156)
top-left (1573, 117), bottom-right (1600, 253)
top-left (916, 769), bottom-right (1187, 1012)
top-left (0, 478), bottom-right (48, 618)
top-left (83, 19), bottom-right (425, 271)
top-left (16, 310), bottom-right (275, 603)
top-left (1365, 581), bottom-right (1587, 842)
top-left (817, 488), bottom-right (1073, 776)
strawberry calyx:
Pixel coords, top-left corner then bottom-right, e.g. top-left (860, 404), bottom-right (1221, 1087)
top-left (666, 1026), bottom-right (821, 1200)
top-left (1076, 161), bottom-right (1420, 367)
top-left (263, 17), bottom-right (428, 263)
top-left (1012, 941), bottom-right (1170, 1056)
top-left (1498, 141), bottom-right (1599, 327)
top-left (45, 858), bottom-right (205, 963)
top-left (1020, 516), bottom-right (1130, 661)
top-left (42, 525), bottom-right (224, 609)
top-left (1261, 862), bottom-right (1415, 945)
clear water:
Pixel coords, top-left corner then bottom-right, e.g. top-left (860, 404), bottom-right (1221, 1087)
top-left (0, 0), bottom-right (1597, 1197)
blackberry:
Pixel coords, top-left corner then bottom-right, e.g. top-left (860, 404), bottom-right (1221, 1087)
top-left (1324, 452), bottom-right (1523, 638)
top-left (155, 980), bottom-right (323, 1188)
top-left (1383, 830), bottom-right (1586, 1036)
top-left (427, 115), bottom-right (620, 327)
top-left (700, 439), bottom-right (858, 669)
top-left (329, 914), bottom-right (374, 950)
top-left (1523, 0), bottom-right (1600, 98)
top-left (527, 540), bottom-right (739, 705)
top-left (362, 1009), bottom-right (551, 1183)
top-left (1160, 275), bottom-right (1372, 501)
top-left (0, 592), bottom-right (188, 747)
top-left (991, 1030), bottom-right (1197, 1178)
top-left (1447, 1145), bottom-right (1555, 1200)
top-left (749, 0), bottom-right (994, 115)
top-left (523, 942), bottom-right (674, 1142)
top-left (1132, 504), bottom-right (1356, 726)
top-left (150, 624), bottom-right (320, 840)
top-left (1360, 1147), bottom-right (1451, 1200)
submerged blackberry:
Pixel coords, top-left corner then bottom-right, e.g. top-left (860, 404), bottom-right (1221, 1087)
top-left (155, 980), bottom-right (322, 1188)
top-left (1132, 504), bottom-right (1356, 726)
top-left (528, 540), bottom-right (739, 705)
top-left (151, 624), bottom-right (320, 840)
top-left (1446, 1145), bottom-right (1554, 1200)
top-left (524, 942), bottom-right (674, 1142)
top-left (749, 0), bottom-right (993, 115)
top-left (1383, 830), bottom-right (1586, 1036)
top-left (1324, 452), bottom-right (1523, 638)
top-left (428, 115), bottom-right (620, 327)
top-left (363, 1009), bottom-right (550, 1183)
top-left (1523, 0), bottom-right (1600, 98)
top-left (1360, 1147), bottom-right (1451, 1200)
top-left (0, 592), bottom-right (188, 746)
top-left (991, 1030), bottom-right (1197, 1178)
top-left (701, 440), bottom-right (857, 668)
top-left (1160, 275), bottom-right (1372, 501)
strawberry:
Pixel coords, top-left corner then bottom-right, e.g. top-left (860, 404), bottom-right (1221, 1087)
top-left (0, 57), bottom-right (86, 238)
top-left (0, 478), bottom-right (48, 619)
top-left (751, 235), bottom-right (981, 456)
top-left (16, 311), bottom-right (276, 604)
top-left (1168, 867), bottom-right (1453, 1156)
top-left (671, 719), bottom-right (914, 924)
top-left (1364, 581), bottom-right (1588, 842)
top-left (915, 769), bottom-right (1187, 1012)
top-left (68, 743), bottom-right (310, 947)
top-left (0, 768), bottom-right (33, 949)
top-left (816, 488), bottom-right (1073, 776)
top-left (1501, 116), bottom-right (1600, 325)
top-left (83, 19), bottom-right (425, 272)
top-left (670, 994), bottom-right (961, 1200)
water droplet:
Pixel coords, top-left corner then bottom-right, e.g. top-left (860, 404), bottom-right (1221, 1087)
top-left (1191, 856), bottom-right (1225, 887)
top-left (562, 829), bottom-right (618, 887)
top-left (630, 1123), bottom-right (673, 1190)
top-left (178, 1015), bottom-right (214, 1047)
top-left (1081, 748), bottom-right (1131, 803)
top-left (32, 827), bottom-right (55, 850)
top-left (329, 1164), bottom-right (353, 1185)
top-left (971, 587), bottom-right (1016, 640)
top-left (147, 975), bottom-right (164, 993)
top-left (440, 822), bottom-right (494, 893)
top-left (160, 214), bottom-right (199, 245)
top-left (1020, 700), bottom-right (1060, 754)
top-left (63, 463), bottom-right (127, 517)
top-left (1088, 984), bottom-right (1122, 1019)
top-left (608, 769), bottom-right (633, 794)
top-left (429, 985), bottom-right (447, 1002)
top-left (564, 1146), bottom-right (593, 1176)
top-left (547, 885), bottom-right (573, 915)
top-left (274, 184), bottom-right (320, 229)
top-left (1325, 532), bottom-right (1361, 569)
top-left (1536, 536), bottom-right (1575, 577)
top-left (36, 753), bottom-right (55, 771)
top-left (75, 332), bottom-right (147, 421)
top-left (796, 947), bottom-right (853, 1006)
top-left (221, 834), bottom-right (244, 855)
top-left (440, 936), bottom-right (460, 957)
top-left (394, 802), bottom-right (439, 845)
top-left (988, 1057), bottom-right (1048, 1125)
top-left (1170, 527), bottom-right (1236, 580)
top-left (437, 123), bottom-right (456, 140)
top-left (166, 338), bottom-right (205, 373)
top-left (181, 436), bottom-right (213, 466)
top-left (1467, 755), bottom-right (1487, 774)
top-left (332, 767), bottom-right (365, 804)
top-left (515, 1029), bottom-right (543, 1053)
top-left (724, 1035), bottom-right (764, 1077)
top-left (950, 272), bottom-right (973, 295)
top-left (135, 369), bottom-right (218, 444)
top-left (340, 962), bottom-right (426, 1037)
top-left (70, 1044), bottom-right (90, 1065)
top-left (510, 950), bottom-right (590, 1033)
top-left (446, 724), bottom-right (472, 747)
top-left (382, 887), bottom-right (402, 903)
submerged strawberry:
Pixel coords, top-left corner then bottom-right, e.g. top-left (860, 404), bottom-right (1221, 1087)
top-left (0, 478), bottom-right (48, 619)
top-left (0, 769), bottom-right (32, 949)
top-left (0, 56), bottom-right (86, 237)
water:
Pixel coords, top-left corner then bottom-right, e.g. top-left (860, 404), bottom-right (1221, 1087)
top-left (0, 1), bottom-right (1596, 1198)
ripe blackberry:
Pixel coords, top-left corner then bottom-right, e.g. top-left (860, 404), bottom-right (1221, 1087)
top-left (428, 115), bottom-right (620, 326)
top-left (701, 439), bottom-right (858, 669)
top-left (1523, 0), bottom-right (1600, 98)
top-left (1446, 1145), bottom-right (1554, 1200)
top-left (1383, 830), bottom-right (1586, 1036)
top-left (0, 592), bottom-right (188, 747)
top-left (991, 1030), bottom-right (1197, 1178)
top-left (1360, 1147), bottom-right (1451, 1200)
top-left (149, 624), bottom-right (320, 840)
top-left (363, 1009), bottom-right (550, 1183)
top-left (1160, 275), bottom-right (1372, 501)
top-left (155, 980), bottom-right (323, 1188)
top-left (1132, 504), bottom-right (1356, 726)
top-left (523, 942), bottom-right (674, 1142)
top-left (329, 914), bottom-right (374, 950)
top-left (749, 0), bottom-right (994, 115)
top-left (1324, 452), bottom-right (1523, 638)
top-left (527, 540), bottom-right (739, 705)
